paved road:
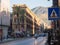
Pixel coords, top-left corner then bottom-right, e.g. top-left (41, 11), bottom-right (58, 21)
top-left (0, 37), bottom-right (47, 45)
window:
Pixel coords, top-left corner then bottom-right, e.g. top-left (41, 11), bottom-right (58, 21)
top-left (26, 13), bottom-right (32, 18)
top-left (14, 18), bottom-right (17, 23)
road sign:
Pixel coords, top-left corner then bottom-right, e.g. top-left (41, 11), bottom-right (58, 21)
top-left (48, 8), bottom-right (60, 20)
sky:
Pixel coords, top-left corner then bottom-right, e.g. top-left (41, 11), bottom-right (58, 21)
top-left (10, 0), bottom-right (53, 12)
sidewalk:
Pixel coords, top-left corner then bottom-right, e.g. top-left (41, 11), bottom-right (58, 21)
top-left (0, 38), bottom-right (14, 43)
top-left (0, 37), bottom-right (29, 44)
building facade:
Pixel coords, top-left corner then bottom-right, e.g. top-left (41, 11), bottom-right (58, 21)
top-left (12, 4), bottom-right (40, 35)
top-left (0, 0), bottom-right (10, 39)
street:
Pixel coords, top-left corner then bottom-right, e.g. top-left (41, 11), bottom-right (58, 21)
top-left (0, 37), bottom-right (47, 45)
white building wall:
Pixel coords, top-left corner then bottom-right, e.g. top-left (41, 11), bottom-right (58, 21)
top-left (0, 0), bottom-right (10, 25)
top-left (2, 27), bottom-right (8, 39)
top-left (0, 0), bottom-right (10, 39)
top-left (1, 0), bottom-right (10, 12)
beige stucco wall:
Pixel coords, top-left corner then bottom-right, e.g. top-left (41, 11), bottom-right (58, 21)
top-left (58, 0), bottom-right (60, 7)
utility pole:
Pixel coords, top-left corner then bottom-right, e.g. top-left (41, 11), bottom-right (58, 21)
top-left (47, 0), bottom-right (59, 45)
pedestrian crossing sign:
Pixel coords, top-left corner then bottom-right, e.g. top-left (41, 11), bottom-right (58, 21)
top-left (51, 9), bottom-right (57, 18)
top-left (48, 8), bottom-right (60, 20)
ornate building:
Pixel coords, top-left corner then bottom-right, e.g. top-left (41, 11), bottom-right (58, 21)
top-left (12, 4), bottom-right (40, 35)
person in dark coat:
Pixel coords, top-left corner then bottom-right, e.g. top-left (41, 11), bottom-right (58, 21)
top-left (47, 31), bottom-right (51, 45)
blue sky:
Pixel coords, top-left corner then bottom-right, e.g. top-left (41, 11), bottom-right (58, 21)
top-left (10, 0), bottom-right (52, 12)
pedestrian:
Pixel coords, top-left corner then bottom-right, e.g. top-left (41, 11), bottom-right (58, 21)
top-left (0, 29), bottom-right (3, 41)
top-left (47, 31), bottom-right (51, 45)
top-left (56, 30), bottom-right (60, 45)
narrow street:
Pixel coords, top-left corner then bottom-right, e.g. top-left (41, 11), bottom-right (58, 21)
top-left (0, 37), bottom-right (47, 45)
top-left (1, 0), bottom-right (60, 45)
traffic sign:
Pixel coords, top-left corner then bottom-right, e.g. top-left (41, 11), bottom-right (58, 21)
top-left (48, 8), bottom-right (60, 20)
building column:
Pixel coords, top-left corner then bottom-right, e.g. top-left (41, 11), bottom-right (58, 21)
top-left (33, 18), bottom-right (35, 34)
top-left (24, 13), bottom-right (26, 32)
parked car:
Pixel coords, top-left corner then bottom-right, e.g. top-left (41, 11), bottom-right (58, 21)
top-left (39, 33), bottom-right (48, 37)
top-left (34, 33), bottom-right (39, 39)
top-left (11, 31), bottom-right (25, 38)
